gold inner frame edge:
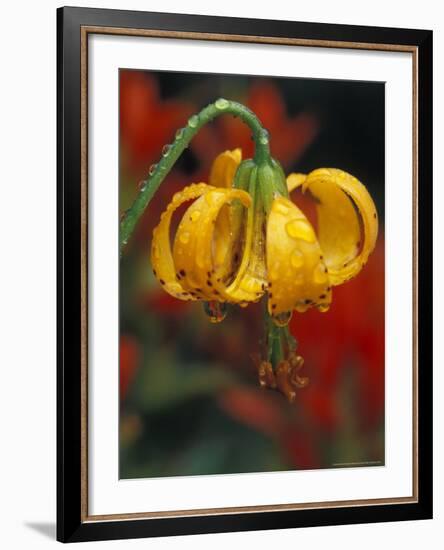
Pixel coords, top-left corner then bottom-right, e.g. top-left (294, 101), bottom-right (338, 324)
top-left (79, 25), bottom-right (419, 523)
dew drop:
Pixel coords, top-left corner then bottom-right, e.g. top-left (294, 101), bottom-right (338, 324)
top-left (290, 249), bottom-right (304, 269)
top-left (259, 130), bottom-right (269, 145)
top-left (138, 180), bottom-right (146, 191)
top-left (188, 114), bottom-right (199, 128)
top-left (272, 310), bottom-right (292, 327)
top-left (148, 164), bottom-right (157, 176)
top-left (204, 301), bottom-right (228, 323)
top-left (295, 301), bottom-right (309, 313)
top-left (179, 231), bottom-right (190, 244)
top-left (196, 256), bottom-right (206, 269)
top-left (274, 201), bottom-right (289, 216)
top-left (313, 263), bottom-right (328, 284)
top-left (215, 98), bottom-right (229, 110)
top-left (175, 128), bottom-right (184, 140)
top-left (317, 303), bottom-right (330, 313)
top-left (285, 219), bottom-right (315, 243)
top-left (152, 244), bottom-right (160, 259)
top-left (190, 210), bottom-right (201, 222)
top-left (162, 144), bottom-right (171, 157)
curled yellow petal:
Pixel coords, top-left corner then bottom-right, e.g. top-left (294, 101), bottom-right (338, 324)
top-left (287, 173), bottom-right (307, 193)
top-left (150, 183), bottom-right (212, 301)
top-left (208, 149), bottom-right (243, 273)
top-left (301, 168), bottom-right (378, 285)
top-left (266, 196), bottom-right (332, 318)
top-left (208, 149), bottom-right (242, 188)
top-left (221, 170), bottom-right (269, 303)
top-left (172, 186), bottom-right (253, 302)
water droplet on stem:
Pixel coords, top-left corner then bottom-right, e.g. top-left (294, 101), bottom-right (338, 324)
top-left (188, 115), bottom-right (199, 128)
top-left (215, 98), bottom-right (229, 110)
top-left (259, 129), bottom-right (269, 145)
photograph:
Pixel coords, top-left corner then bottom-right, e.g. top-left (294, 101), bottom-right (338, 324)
top-left (54, 6), bottom-right (432, 543)
top-left (118, 69), bottom-right (385, 480)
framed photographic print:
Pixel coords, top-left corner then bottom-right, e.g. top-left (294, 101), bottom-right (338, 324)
top-left (57, 6), bottom-right (433, 543)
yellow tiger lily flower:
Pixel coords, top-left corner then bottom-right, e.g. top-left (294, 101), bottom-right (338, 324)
top-left (151, 149), bottom-right (378, 328)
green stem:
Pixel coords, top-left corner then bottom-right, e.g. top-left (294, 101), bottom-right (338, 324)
top-left (263, 301), bottom-right (298, 369)
top-left (120, 98), bottom-right (270, 254)
top-left (263, 300), bottom-right (282, 366)
top-left (267, 312), bottom-right (284, 367)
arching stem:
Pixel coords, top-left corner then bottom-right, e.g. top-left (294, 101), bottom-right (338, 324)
top-left (120, 98), bottom-right (270, 254)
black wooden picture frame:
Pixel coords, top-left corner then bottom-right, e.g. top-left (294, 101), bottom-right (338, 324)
top-left (57, 6), bottom-right (433, 543)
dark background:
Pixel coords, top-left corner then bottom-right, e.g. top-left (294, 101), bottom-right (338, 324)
top-left (155, 71), bottom-right (384, 218)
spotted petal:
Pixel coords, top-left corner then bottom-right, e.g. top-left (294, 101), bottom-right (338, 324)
top-left (172, 186), bottom-right (258, 303)
top-left (266, 196), bottom-right (332, 318)
top-left (151, 183), bottom-right (215, 301)
top-left (222, 177), bottom-right (268, 303)
top-left (293, 168), bottom-right (378, 286)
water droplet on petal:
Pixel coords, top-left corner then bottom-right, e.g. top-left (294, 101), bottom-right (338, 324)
top-left (190, 210), bottom-right (201, 222)
top-left (196, 256), bottom-right (205, 269)
top-left (274, 202), bottom-right (289, 216)
top-left (148, 164), bottom-right (157, 176)
top-left (313, 263), bottom-right (328, 284)
top-left (317, 303), bottom-right (330, 313)
top-left (188, 115), bottom-right (199, 128)
top-left (162, 144), bottom-right (171, 157)
top-left (285, 219), bottom-right (316, 243)
top-left (272, 310), bottom-right (292, 327)
top-left (290, 249), bottom-right (304, 269)
top-left (152, 245), bottom-right (160, 259)
top-left (204, 301), bottom-right (227, 323)
top-left (294, 302), bottom-right (308, 313)
top-left (179, 231), bottom-right (190, 244)
top-left (215, 98), bottom-right (229, 110)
